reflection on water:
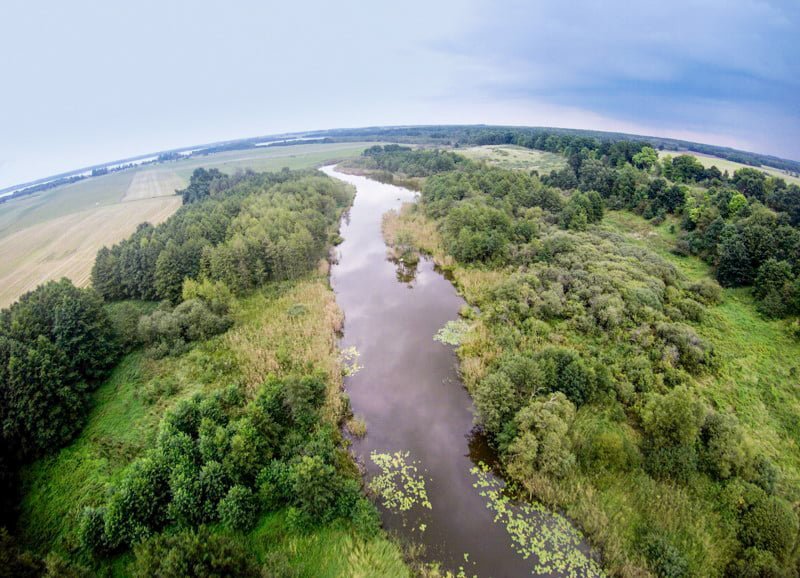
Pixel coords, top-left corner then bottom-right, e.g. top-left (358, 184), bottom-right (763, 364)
top-left (323, 165), bottom-right (600, 578)
top-left (389, 254), bottom-right (419, 285)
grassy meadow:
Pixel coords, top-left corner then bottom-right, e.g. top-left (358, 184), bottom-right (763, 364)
top-left (0, 142), bottom-right (373, 308)
top-left (459, 144), bottom-right (567, 173)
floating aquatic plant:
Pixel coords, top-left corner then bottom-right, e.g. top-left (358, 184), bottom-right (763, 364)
top-left (369, 451), bottom-right (432, 512)
top-left (471, 463), bottom-right (604, 577)
top-left (340, 346), bottom-right (363, 376)
top-left (434, 319), bottom-right (471, 346)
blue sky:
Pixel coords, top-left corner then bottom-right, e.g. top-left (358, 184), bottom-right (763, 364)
top-left (1, 0), bottom-right (798, 189)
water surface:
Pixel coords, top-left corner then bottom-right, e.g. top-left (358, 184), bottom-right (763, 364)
top-left (325, 166), bottom-right (596, 577)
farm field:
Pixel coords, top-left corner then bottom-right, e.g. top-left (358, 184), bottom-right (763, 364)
top-left (0, 142), bottom-right (374, 307)
top-left (658, 149), bottom-right (800, 186)
top-left (0, 196), bottom-right (181, 308)
top-left (459, 144), bottom-right (567, 172)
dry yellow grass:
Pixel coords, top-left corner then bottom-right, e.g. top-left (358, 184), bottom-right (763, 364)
top-left (0, 196), bottom-right (180, 307)
top-left (123, 167), bottom-right (186, 201)
top-left (226, 278), bottom-right (345, 421)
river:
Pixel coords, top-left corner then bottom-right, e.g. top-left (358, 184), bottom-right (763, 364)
top-left (324, 165), bottom-right (600, 578)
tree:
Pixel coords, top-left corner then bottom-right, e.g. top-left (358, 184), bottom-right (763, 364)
top-left (632, 146), bottom-right (658, 170)
top-left (733, 168), bottom-right (767, 201)
top-left (0, 280), bottom-right (118, 459)
top-left (217, 485), bottom-right (257, 531)
top-left (716, 229), bottom-right (753, 287)
top-left (753, 259), bottom-right (796, 317)
top-left (639, 387), bottom-right (706, 482)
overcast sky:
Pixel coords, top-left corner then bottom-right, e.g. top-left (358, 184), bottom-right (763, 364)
top-left (1, 0), bottom-right (798, 189)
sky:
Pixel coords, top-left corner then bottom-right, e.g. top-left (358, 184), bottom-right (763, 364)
top-left (1, 0), bottom-right (799, 189)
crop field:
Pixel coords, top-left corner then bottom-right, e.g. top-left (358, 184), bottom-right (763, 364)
top-left (459, 144), bottom-right (567, 172)
top-left (658, 149), bottom-right (800, 186)
top-left (0, 196), bottom-right (181, 308)
top-left (0, 142), bottom-right (374, 307)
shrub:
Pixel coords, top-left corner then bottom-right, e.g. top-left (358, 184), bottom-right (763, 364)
top-left (78, 506), bottom-right (109, 554)
top-left (137, 299), bottom-right (232, 358)
top-left (507, 393), bottom-right (577, 479)
top-left (535, 347), bottom-right (595, 406)
top-left (739, 495), bottom-right (797, 560)
top-left (656, 322), bottom-right (714, 373)
top-left (130, 526), bottom-right (260, 578)
top-left (104, 454), bottom-right (171, 547)
top-left (642, 533), bottom-right (690, 578)
top-left (257, 460), bottom-right (292, 511)
top-left (472, 371), bottom-right (520, 435)
top-left (289, 455), bottom-right (342, 528)
top-left (725, 548), bottom-right (784, 578)
top-left (217, 485), bottom-right (257, 531)
top-left (640, 387), bottom-right (705, 482)
top-left (699, 412), bottom-right (746, 480)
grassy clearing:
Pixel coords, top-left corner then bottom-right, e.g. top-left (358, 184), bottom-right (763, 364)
top-left (657, 150), bottom-right (800, 186)
top-left (18, 275), bottom-right (409, 576)
top-left (459, 145), bottom-right (567, 173)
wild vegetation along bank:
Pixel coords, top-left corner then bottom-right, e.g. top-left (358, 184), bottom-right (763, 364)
top-left (2, 167), bottom-right (410, 576)
top-left (350, 141), bottom-right (800, 578)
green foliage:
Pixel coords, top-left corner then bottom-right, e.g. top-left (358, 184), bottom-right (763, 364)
top-left (441, 201), bottom-right (513, 263)
top-left (639, 387), bottom-right (706, 482)
top-left (92, 170), bottom-right (351, 301)
top-left (753, 259), bottom-right (797, 318)
top-left (699, 412), bottom-right (746, 480)
top-left (641, 533), bottom-right (690, 578)
top-left (738, 495), bottom-right (798, 560)
top-left (725, 547), bottom-right (786, 578)
top-left (217, 485), bottom-right (257, 531)
top-left (103, 453), bottom-right (171, 548)
top-left (0, 279), bottom-right (119, 471)
top-left (130, 526), bottom-right (260, 577)
top-left (633, 146), bottom-right (658, 170)
top-left (288, 455), bottom-right (343, 529)
top-left (507, 393), bottom-right (577, 478)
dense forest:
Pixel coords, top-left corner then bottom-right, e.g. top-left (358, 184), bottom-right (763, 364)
top-left (0, 167), bottom-right (414, 576)
top-left (361, 144), bottom-right (800, 577)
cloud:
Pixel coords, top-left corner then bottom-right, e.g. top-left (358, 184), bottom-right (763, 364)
top-left (0, 0), bottom-right (797, 188)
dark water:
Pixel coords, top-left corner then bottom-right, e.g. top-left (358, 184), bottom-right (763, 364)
top-left (324, 166), bottom-right (596, 578)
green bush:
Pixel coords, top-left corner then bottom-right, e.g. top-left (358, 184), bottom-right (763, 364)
top-left (104, 454), bottom-right (171, 547)
top-left (699, 412), bottom-right (746, 480)
top-left (642, 533), bottom-right (690, 578)
top-left (289, 455), bottom-right (342, 528)
top-left (724, 548), bottom-right (785, 578)
top-left (640, 387), bottom-right (706, 482)
top-left (78, 506), bottom-right (109, 554)
top-left (217, 485), bottom-right (257, 531)
top-left (507, 393), bottom-right (577, 479)
top-left (130, 526), bottom-right (260, 578)
top-left (738, 495), bottom-right (798, 560)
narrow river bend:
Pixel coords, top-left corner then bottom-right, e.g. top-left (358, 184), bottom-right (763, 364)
top-left (324, 166), bottom-right (598, 578)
